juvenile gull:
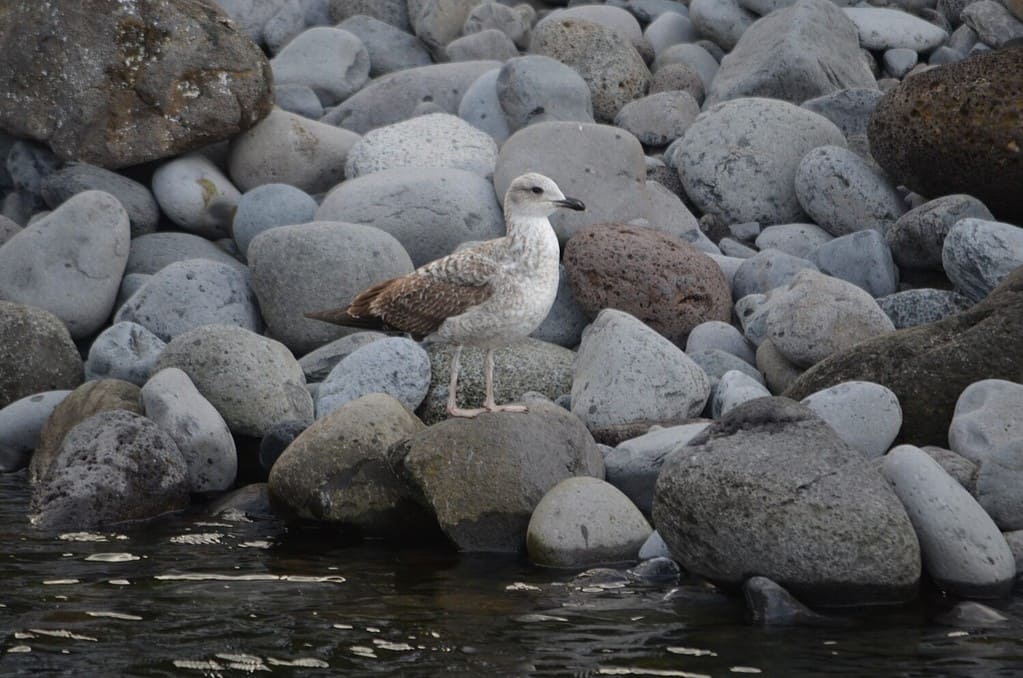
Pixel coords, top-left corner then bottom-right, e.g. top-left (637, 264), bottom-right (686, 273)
top-left (305, 173), bottom-right (585, 417)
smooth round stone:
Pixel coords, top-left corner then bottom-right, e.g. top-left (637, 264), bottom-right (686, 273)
top-left (496, 55), bottom-right (594, 132)
top-left (685, 320), bottom-right (756, 365)
top-left (961, 1), bottom-right (1023, 48)
top-left (156, 324), bottom-right (314, 438)
top-left (315, 337), bottom-right (431, 418)
top-left (795, 145), bottom-right (906, 237)
top-left (248, 221), bottom-right (413, 355)
top-left (754, 223), bottom-right (833, 260)
top-left (527, 476), bottom-right (652, 568)
top-left (801, 87), bottom-right (883, 158)
top-left (270, 83), bottom-right (323, 119)
top-left (883, 48), bottom-right (918, 78)
top-left (0, 190), bottom-right (130, 339)
top-left (530, 265), bottom-right (590, 348)
top-left (678, 98), bottom-right (846, 226)
top-left (0, 390), bottom-right (71, 473)
top-left (886, 195), bottom-right (993, 272)
top-left (270, 27), bottom-right (369, 106)
top-left (689, 0), bottom-right (756, 50)
top-left (409, 0), bottom-right (479, 53)
top-left (718, 238), bottom-right (757, 258)
top-left (0, 302), bottom-right (83, 410)
top-left (882, 445), bottom-right (1015, 599)
top-left (613, 91), bottom-right (700, 147)
top-left (877, 289), bottom-right (972, 329)
top-left (711, 369), bottom-right (771, 418)
top-left (976, 439), bottom-right (1023, 531)
top-left (337, 15), bottom-right (432, 77)
top-left (756, 339), bottom-right (804, 394)
top-left (923, 446), bottom-right (978, 493)
top-left (529, 16), bottom-right (651, 123)
top-left (732, 249), bottom-right (819, 300)
top-left (114, 259), bottom-right (262, 342)
top-left (464, 2), bottom-right (534, 48)
top-left (125, 232), bottom-right (244, 276)
top-left (800, 381), bottom-right (901, 457)
top-left (152, 154), bottom-right (239, 239)
top-left (85, 321), bottom-right (167, 386)
top-left (328, 0), bottom-right (410, 30)
top-left (345, 113), bottom-right (498, 179)
top-left (232, 183), bottom-right (318, 257)
top-left (317, 168), bottom-right (503, 267)
top-left (444, 29), bottom-right (519, 62)
top-left (942, 218), bottom-right (1023, 303)
top-left (644, 12), bottom-right (699, 57)
top-left (708, 254), bottom-right (743, 293)
top-left (142, 367), bottom-right (237, 493)
top-left (735, 292), bottom-right (775, 347)
top-left (766, 269), bottom-right (895, 368)
top-left (298, 331), bottom-right (386, 382)
top-left (40, 162), bottom-right (159, 238)
top-left (929, 46), bottom-right (965, 66)
top-left (543, 5), bottom-right (644, 45)
top-left (571, 309), bottom-right (712, 430)
top-left (811, 230), bottom-right (899, 298)
top-left (690, 348), bottom-right (764, 386)
top-left (648, 63), bottom-right (705, 104)
top-left (258, 419), bottom-right (308, 475)
top-left (216, 0), bottom-right (291, 45)
top-left (654, 43), bottom-right (719, 91)
top-left (228, 107), bottom-right (361, 194)
top-left (458, 69), bottom-right (512, 144)
top-left (843, 7), bottom-right (948, 51)
top-left (948, 379), bottom-right (1023, 465)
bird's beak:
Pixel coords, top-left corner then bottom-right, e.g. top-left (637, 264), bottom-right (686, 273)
top-left (555, 197), bottom-right (585, 211)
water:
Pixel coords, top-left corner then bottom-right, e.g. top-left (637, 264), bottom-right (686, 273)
top-left (3, 472), bottom-right (1023, 677)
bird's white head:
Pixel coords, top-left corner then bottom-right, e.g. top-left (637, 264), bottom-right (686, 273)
top-left (503, 172), bottom-right (586, 220)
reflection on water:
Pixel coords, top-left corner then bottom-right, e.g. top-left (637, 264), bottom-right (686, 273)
top-left (3, 472), bottom-right (1023, 677)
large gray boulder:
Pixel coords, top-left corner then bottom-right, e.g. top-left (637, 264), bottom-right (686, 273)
top-left (653, 397), bottom-right (921, 606)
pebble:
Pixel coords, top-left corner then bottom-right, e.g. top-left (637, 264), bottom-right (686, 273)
top-left (948, 379), bottom-right (1023, 465)
top-left (444, 29), bottom-right (519, 62)
top-left (843, 7), bottom-right (949, 51)
top-left (345, 113), bottom-right (498, 179)
top-left (885, 195), bottom-right (994, 272)
top-left (228, 107), bottom-right (361, 195)
top-left (877, 289), bottom-right (973, 329)
top-left (613, 91), bottom-right (700, 147)
top-left (270, 27), bottom-right (369, 106)
top-left (496, 56), bottom-right (595, 132)
top-left (688, 0), bottom-right (756, 50)
top-left (84, 322), bottom-right (167, 386)
top-left (711, 369), bottom-right (772, 418)
top-left (0, 391), bottom-right (71, 473)
top-left (571, 309), bottom-right (711, 431)
top-left (464, 2), bottom-right (534, 49)
top-left (648, 63), bottom-right (705, 104)
top-left (125, 232), bottom-right (245, 276)
top-left (800, 381), bottom-right (902, 457)
top-left (685, 320), bottom-right (757, 365)
top-left (882, 445), bottom-right (1015, 599)
top-left (315, 337), bottom-right (431, 418)
top-left (883, 48), bottom-right (918, 78)
top-left (754, 223), bottom-right (833, 260)
top-left (732, 249), bottom-right (819, 300)
top-left (40, 162), bottom-right (159, 238)
top-left (232, 183), bottom-right (318, 258)
top-left (141, 368), bottom-right (238, 493)
top-left (811, 230), bottom-right (899, 298)
top-left (942, 218), bottom-right (1023, 303)
top-left (152, 154), bottom-right (240, 239)
top-left (298, 331), bottom-right (387, 383)
top-left (0, 190), bottom-right (129, 339)
top-left (527, 476), bottom-right (652, 568)
top-left (336, 15), bottom-right (432, 77)
top-left (654, 43), bottom-right (719, 91)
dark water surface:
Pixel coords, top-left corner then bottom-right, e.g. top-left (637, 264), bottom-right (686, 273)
top-left (3, 473), bottom-right (1023, 677)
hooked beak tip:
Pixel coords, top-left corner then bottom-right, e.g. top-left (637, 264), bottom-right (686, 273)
top-left (556, 197), bottom-right (586, 212)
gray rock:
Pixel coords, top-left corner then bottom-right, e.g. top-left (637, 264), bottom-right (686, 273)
top-left (126, 232), bottom-right (244, 276)
top-left (744, 576), bottom-right (844, 626)
top-left (0, 390), bottom-right (71, 473)
top-left (1006, 531), bottom-right (1023, 578)
top-left (41, 163), bottom-right (159, 238)
top-left (811, 230), bottom-right (900, 298)
top-left (298, 331), bottom-right (387, 382)
top-left (337, 15), bottom-right (432, 78)
top-left (756, 338), bottom-right (804, 394)
top-left (263, 0), bottom-right (308, 55)
top-left (409, 0), bottom-right (479, 54)
top-left (962, 1), bottom-right (1023, 47)
top-left (29, 410), bottom-right (189, 530)
top-left (0, 190), bottom-right (130, 339)
top-left (843, 7), bottom-right (949, 50)
top-left (718, 237), bottom-right (757, 258)
top-left (886, 195), bottom-right (993, 271)
top-left (156, 324), bottom-right (314, 438)
top-left (644, 11), bottom-right (699, 58)
top-left (638, 530), bottom-right (673, 560)
top-left (755, 223), bottom-right (834, 260)
top-left (688, 348), bottom-right (765, 388)
top-left (215, 0), bottom-right (290, 46)
top-left (613, 91), bottom-right (700, 147)
top-left (328, 0), bottom-right (410, 30)
top-left (571, 309), bottom-right (711, 430)
top-left (706, 0), bottom-right (876, 107)
top-left (648, 63), bottom-right (706, 103)
top-left (686, 320), bottom-right (756, 365)
top-left (496, 56), bottom-right (595, 132)
top-left (949, 379), bottom-right (1023, 465)
top-left (795, 145), bottom-right (906, 237)
top-left (678, 98), bottom-right (846, 225)
top-left (464, 2), bottom-right (533, 48)
top-left (877, 289), bottom-right (973, 329)
top-left (152, 154), bottom-right (240, 239)
top-left (654, 397), bottom-right (921, 606)
top-left (975, 439), bottom-right (1023, 531)
top-left (141, 367), bottom-right (237, 493)
top-left (114, 259), bottom-right (262, 342)
top-left (232, 183), bottom-right (318, 257)
top-left (527, 476), bottom-right (652, 567)
top-left (942, 218), bottom-right (1023, 302)
top-left (801, 381), bottom-right (902, 457)
top-left (208, 483), bottom-right (274, 520)
top-left (325, 61), bottom-right (500, 134)
top-left (458, 69), bottom-right (512, 144)
top-left (0, 214), bottom-right (20, 246)
top-left (389, 399), bottom-right (605, 553)
top-left (543, 5), bottom-right (645, 46)
top-left (801, 88), bottom-right (885, 160)
top-left (923, 445), bottom-right (979, 493)
top-left (270, 27), bottom-right (369, 106)
top-left (712, 369), bottom-right (772, 418)
top-left (316, 168), bottom-right (503, 267)
top-left (689, 0), bottom-right (756, 50)
top-left (229, 107), bottom-right (361, 194)
top-left (0, 302), bottom-right (83, 410)
top-left (345, 113), bottom-right (498, 179)
top-left (732, 249), bottom-right (819, 300)
top-left (530, 265), bottom-right (590, 348)
top-left (766, 270), bottom-right (895, 368)
top-left (444, 29), bottom-right (519, 62)
top-left (315, 337), bottom-right (431, 417)
top-left (85, 321), bottom-right (167, 386)
top-left (653, 43), bottom-right (720, 91)
top-left (883, 48), bottom-right (918, 78)
top-left (735, 292), bottom-right (775, 346)
top-left (882, 444), bottom-right (1015, 599)
top-left (935, 600), bottom-right (1010, 627)
top-left (604, 422), bottom-right (711, 514)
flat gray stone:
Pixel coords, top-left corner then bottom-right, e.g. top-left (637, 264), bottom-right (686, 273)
top-left (755, 223), bottom-right (833, 260)
top-left (336, 15), bottom-right (432, 77)
top-left (41, 162), bottom-right (159, 238)
top-left (85, 321), bottom-right (167, 386)
top-left (270, 27), bottom-right (369, 106)
top-left (843, 7), bottom-right (949, 51)
top-left (811, 229), bottom-right (899, 298)
top-left (949, 379), bottom-right (1023, 465)
top-left (0, 390), bottom-right (71, 473)
top-left (877, 289), bottom-right (973, 329)
top-left (232, 183), bottom-right (318, 258)
top-left (801, 381), bottom-right (902, 457)
top-left (942, 218), bottom-right (1023, 302)
top-left (315, 337), bottom-right (431, 417)
top-left (496, 55), bottom-right (594, 132)
top-left (152, 154), bottom-right (239, 239)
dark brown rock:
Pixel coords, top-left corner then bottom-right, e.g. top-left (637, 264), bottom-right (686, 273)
top-left (785, 266), bottom-right (1023, 447)
top-left (0, 302), bottom-right (83, 410)
top-left (0, 0), bottom-right (273, 168)
top-left (868, 48), bottom-right (1023, 223)
top-left (31, 379), bottom-right (143, 484)
top-left (564, 223), bottom-right (732, 345)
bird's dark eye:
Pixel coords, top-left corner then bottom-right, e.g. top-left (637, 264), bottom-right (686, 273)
top-left (530, 186), bottom-right (543, 194)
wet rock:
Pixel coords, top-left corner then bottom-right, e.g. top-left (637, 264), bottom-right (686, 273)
top-left (942, 218), bottom-right (1023, 303)
top-left (886, 195), bottom-right (994, 272)
top-left (744, 577), bottom-right (846, 626)
top-left (232, 183), bottom-right (318, 258)
top-left (628, 556), bottom-right (681, 582)
top-left (85, 321), bottom-right (166, 386)
top-left (208, 483), bottom-right (275, 520)
top-left (270, 27), bottom-right (369, 106)
top-left (0, 302), bottom-right (83, 410)
top-left (41, 163), bottom-right (159, 238)
top-left (811, 230), bottom-right (900, 298)
top-left (337, 15), bottom-right (432, 78)
top-left (0, 0), bottom-right (273, 168)
top-left (935, 601), bottom-right (1009, 627)
top-left (151, 153), bottom-right (239, 239)
top-left (257, 419), bottom-right (308, 475)
top-left (800, 381), bottom-right (902, 457)
top-left (316, 338), bottom-right (431, 418)
top-left (0, 391), bottom-right (71, 473)
top-left (878, 289), bottom-right (973, 329)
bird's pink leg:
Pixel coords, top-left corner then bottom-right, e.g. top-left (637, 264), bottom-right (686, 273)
top-left (483, 348), bottom-right (527, 413)
top-left (446, 344), bottom-right (487, 418)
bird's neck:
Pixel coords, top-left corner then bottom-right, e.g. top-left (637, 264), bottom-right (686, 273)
top-left (506, 216), bottom-right (560, 263)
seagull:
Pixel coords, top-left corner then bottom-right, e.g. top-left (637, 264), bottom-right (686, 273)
top-left (305, 172), bottom-right (585, 418)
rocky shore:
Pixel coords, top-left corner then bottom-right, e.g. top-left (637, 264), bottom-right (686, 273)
top-left (1, 0), bottom-right (1022, 621)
